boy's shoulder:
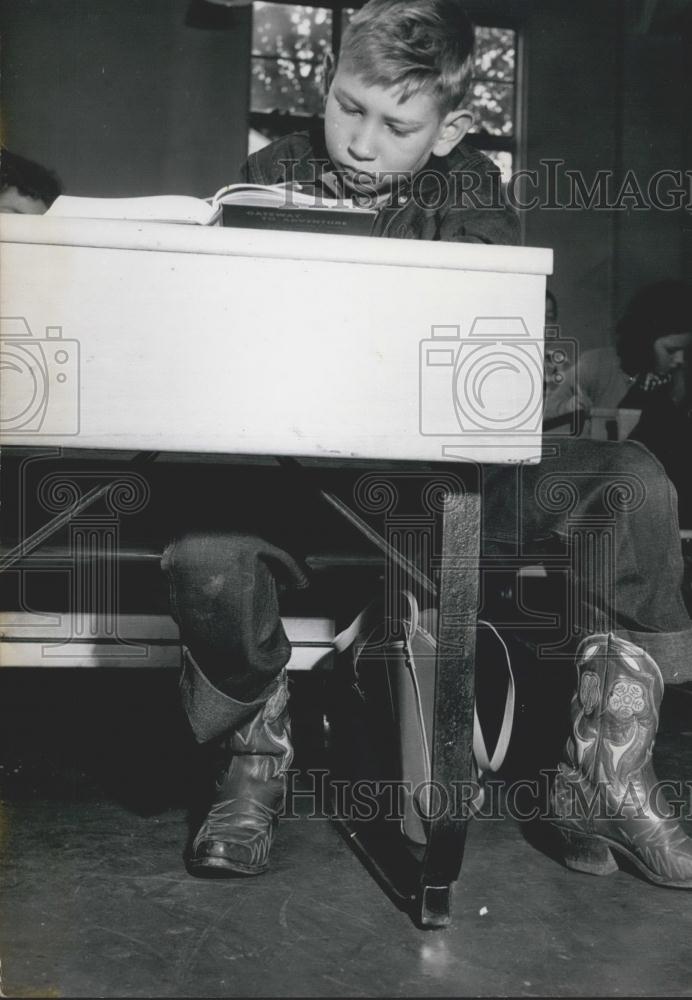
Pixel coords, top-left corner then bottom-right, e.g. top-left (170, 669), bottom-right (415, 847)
top-left (432, 139), bottom-right (502, 180)
top-left (428, 141), bottom-right (520, 246)
top-left (244, 131), bottom-right (327, 186)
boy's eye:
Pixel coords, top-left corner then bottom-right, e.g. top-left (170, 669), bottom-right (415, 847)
top-left (388, 125), bottom-right (412, 138)
top-left (338, 100), bottom-right (361, 117)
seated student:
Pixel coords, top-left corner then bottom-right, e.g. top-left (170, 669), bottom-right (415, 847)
top-left (0, 148), bottom-right (62, 214)
top-left (560, 280), bottom-right (692, 520)
top-left (613, 281), bottom-right (692, 524)
top-left (162, 0), bottom-right (692, 888)
top-left (576, 279), bottom-right (691, 416)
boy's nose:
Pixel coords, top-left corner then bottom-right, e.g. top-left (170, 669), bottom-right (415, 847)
top-left (670, 349), bottom-right (686, 367)
top-left (348, 124), bottom-right (377, 162)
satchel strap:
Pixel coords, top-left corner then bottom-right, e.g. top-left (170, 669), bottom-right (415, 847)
top-left (333, 591), bottom-right (515, 776)
top-left (472, 624), bottom-right (514, 773)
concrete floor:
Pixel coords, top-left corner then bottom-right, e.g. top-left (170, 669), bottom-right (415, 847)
top-left (1, 671), bottom-right (692, 998)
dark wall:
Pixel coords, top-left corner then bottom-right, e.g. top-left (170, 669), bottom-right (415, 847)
top-left (0, 0), bottom-right (251, 198)
top-left (522, 0), bottom-right (620, 349)
top-left (522, 0), bottom-right (688, 349)
top-left (616, 30), bottom-right (687, 307)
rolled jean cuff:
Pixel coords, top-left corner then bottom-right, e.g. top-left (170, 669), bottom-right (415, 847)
top-left (180, 645), bottom-right (281, 743)
top-left (614, 627), bottom-right (692, 685)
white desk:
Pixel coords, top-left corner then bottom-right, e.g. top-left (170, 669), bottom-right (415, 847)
top-left (1, 215), bottom-right (550, 462)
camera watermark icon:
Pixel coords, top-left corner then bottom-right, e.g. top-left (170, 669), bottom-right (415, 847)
top-left (419, 318), bottom-right (544, 450)
top-left (543, 323), bottom-right (582, 436)
top-left (0, 317), bottom-right (80, 435)
top-left (543, 324), bottom-right (575, 382)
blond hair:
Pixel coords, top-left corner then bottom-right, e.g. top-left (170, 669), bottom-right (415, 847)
top-left (339, 0), bottom-right (475, 114)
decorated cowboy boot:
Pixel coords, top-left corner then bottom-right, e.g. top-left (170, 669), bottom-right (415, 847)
top-left (188, 670), bottom-right (293, 877)
top-left (550, 633), bottom-right (692, 888)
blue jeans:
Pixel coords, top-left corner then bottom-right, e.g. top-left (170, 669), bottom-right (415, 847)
top-left (162, 440), bottom-right (692, 742)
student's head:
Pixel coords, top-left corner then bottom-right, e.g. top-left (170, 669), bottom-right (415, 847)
top-left (0, 148), bottom-right (62, 214)
top-left (324, 0), bottom-right (475, 193)
top-left (616, 279), bottom-right (692, 378)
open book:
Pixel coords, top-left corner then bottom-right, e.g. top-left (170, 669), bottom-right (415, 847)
top-left (46, 182), bottom-right (378, 236)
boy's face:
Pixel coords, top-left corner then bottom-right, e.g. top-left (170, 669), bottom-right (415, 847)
top-left (324, 63), bottom-right (472, 194)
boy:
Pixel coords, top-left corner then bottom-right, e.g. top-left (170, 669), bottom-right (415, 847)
top-left (243, 0), bottom-right (518, 245)
top-left (163, 0), bottom-right (692, 887)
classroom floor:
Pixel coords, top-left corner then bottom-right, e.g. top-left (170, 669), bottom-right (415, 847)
top-left (1, 670), bottom-right (692, 999)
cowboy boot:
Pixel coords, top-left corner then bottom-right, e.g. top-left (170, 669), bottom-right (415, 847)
top-left (550, 632), bottom-right (692, 888)
top-left (188, 670), bottom-right (293, 877)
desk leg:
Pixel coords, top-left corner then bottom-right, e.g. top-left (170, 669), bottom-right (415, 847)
top-left (314, 464), bottom-right (481, 928)
top-left (417, 479), bottom-right (480, 927)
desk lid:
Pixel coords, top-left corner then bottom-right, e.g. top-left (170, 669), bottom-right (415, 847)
top-left (1, 214), bottom-right (553, 276)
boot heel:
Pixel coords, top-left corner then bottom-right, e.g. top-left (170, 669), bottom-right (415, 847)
top-left (559, 829), bottom-right (618, 876)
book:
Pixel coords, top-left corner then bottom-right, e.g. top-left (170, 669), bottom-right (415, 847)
top-left (215, 183), bottom-right (377, 236)
top-left (45, 182), bottom-right (378, 236)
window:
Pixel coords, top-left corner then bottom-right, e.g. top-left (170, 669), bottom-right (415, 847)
top-left (249, 2), bottom-right (351, 152)
top-left (464, 25), bottom-right (517, 180)
top-left (249, 2), bottom-right (519, 180)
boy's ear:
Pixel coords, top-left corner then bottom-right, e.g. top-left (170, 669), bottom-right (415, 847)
top-left (432, 109), bottom-right (474, 158)
top-left (321, 50), bottom-right (336, 104)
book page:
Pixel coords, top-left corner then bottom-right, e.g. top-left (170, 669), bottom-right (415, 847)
top-left (212, 182), bottom-right (368, 212)
top-left (46, 194), bottom-right (220, 225)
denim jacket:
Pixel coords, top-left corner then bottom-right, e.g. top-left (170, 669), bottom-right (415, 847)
top-left (243, 129), bottom-right (520, 246)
